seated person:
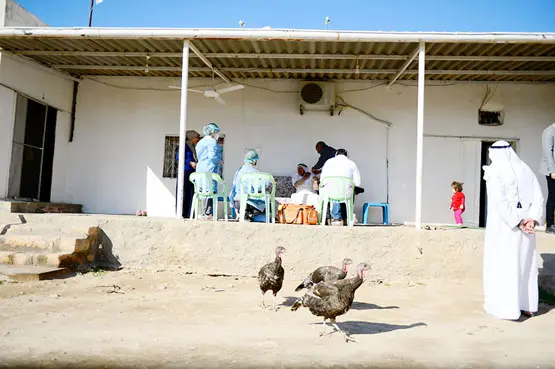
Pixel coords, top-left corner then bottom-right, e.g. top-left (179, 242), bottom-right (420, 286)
top-left (320, 148), bottom-right (362, 226)
top-left (292, 164), bottom-right (315, 193)
top-left (291, 164), bottom-right (319, 207)
top-left (229, 150), bottom-right (271, 221)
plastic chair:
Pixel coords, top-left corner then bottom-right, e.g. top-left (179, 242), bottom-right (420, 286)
top-left (189, 172), bottom-right (228, 222)
top-left (238, 172), bottom-right (276, 223)
top-left (362, 202), bottom-right (389, 225)
top-left (318, 176), bottom-right (355, 226)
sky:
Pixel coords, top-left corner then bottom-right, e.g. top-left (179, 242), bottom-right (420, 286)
top-left (15, 0), bottom-right (555, 32)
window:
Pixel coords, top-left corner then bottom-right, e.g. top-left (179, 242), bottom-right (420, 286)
top-left (162, 136), bottom-right (179, 178)
top-left (478, 110), bottom-right (503, 126)
top-left (162, 135), bottom-right (226, 179)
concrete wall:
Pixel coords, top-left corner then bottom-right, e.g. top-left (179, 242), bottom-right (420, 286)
top-left (3, 0), bottom-right (47, 27)
top-left (0, 85), bottom-right (16, 198)
top-left (0, 212), bottom-right (553, 281)
top-left (0, 54), bottom-right (75, 201)
top-left (66, 77), bottom-right (555, 224)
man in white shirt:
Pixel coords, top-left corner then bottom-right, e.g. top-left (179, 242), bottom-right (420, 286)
top-left (320, 149), bottom-right (361, 225)
top-left (291, 164), bottom-right (319, 207)
top-left (292, 164), bottom-right (315, 193)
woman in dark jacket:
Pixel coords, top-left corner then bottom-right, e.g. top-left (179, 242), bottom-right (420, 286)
top-left (176, 130), bottom-right (201, 218)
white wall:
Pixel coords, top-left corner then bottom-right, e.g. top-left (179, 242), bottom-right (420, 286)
top-left (0, 54), bottom-right (75, 201)
top-left (0, 85), bottom-right (15, 198)
top-left (64, 77), bottom-right (555, 223)
top-left (3, 0), bottom-right (47, 27)
top-left (0, 55), bottom-right (74, 112)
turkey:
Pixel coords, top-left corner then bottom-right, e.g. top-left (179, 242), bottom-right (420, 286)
top-left (291, 262), bottom-right (370, 342)
top-left (294, 258), bottom-right (353, 292)
top-left (258, 246), bottom-right (286, 310)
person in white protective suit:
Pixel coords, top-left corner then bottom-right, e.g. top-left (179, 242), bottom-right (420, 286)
top-left (483, 141), bottom-right (544, 320)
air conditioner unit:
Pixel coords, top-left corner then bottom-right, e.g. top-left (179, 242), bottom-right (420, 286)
top-left (299, 81), bottom-right (336, 116)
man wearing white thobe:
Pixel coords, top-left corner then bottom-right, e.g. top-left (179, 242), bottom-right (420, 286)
top-left (483, 141), bottom-right (544, 320)
top-left (320, 149), bottom-right (361, 225)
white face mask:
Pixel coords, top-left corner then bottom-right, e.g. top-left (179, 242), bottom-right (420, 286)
top-left (214, 133), bottom-right (220, 140)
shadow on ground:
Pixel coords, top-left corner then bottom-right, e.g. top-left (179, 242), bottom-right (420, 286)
top-left (307, 321), bottom-right (427, 335)
top-left (338, 321), bottom-right (427, 335)
top-left (281, 296), bottom-right (299, 307)
top-left (351, 302), bottom-right (400, 310)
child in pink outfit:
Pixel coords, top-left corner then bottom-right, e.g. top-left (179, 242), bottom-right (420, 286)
top-left (449, 181), bottom-right (465, 225)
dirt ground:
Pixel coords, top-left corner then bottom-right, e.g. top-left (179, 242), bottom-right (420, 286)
top-left (1, 268), bottom-right (554, 369)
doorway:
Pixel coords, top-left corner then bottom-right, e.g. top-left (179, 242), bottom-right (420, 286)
top-left (478, 140), bottom-right (517, 227)
top-left (7, 95), bottom-right (58, 202)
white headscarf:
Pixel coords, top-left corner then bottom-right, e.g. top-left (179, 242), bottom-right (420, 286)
top-left (484, 140), bottom-right (537, 211)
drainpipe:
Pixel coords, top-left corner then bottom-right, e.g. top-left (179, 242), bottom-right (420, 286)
top-left (69, 80), bottom-right (79, 142)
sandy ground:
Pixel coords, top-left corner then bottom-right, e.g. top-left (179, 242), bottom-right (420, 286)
top-left (1, 269), bottom-right (554, 369)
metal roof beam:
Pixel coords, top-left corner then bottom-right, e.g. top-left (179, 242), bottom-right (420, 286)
top-left (388, 46), bottom-right (420, 87)
top-left (1, 28), bottom-right (555, 43)
top-left (187, 42), bottom-right (231, 84)
top-left (50, 64), bottom-right (555, 76)
top-left (12, 50), bottom-right (555, 62)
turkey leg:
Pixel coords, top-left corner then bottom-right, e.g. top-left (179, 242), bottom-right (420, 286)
top-left (329, 319), bottom-right (356, 343)
top-left (261, 291), bottom-right (266, 308)
top-left (319, 318), bottom-right (328, 336)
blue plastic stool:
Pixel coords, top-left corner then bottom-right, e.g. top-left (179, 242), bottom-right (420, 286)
top-left (362, 202), bottom-right (389, 225)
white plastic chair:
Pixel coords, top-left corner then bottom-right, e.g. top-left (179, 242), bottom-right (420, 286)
top-left (189, 172), bottom-right (228, 222)
top-left (318, 176), bottom-right (355, 226)
top-left (238, 172), bottom-right (276, 223)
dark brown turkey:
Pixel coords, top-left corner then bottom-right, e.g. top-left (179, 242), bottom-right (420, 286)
top-left (294, 258), bottom-right (353, 292)
top-left (258, 246), bottom-right (286, 310)
top-left (291, 262), bottom-right (370, 342)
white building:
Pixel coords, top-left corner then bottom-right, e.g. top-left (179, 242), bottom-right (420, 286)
top-left (0, 0), bottom-right (554, 227)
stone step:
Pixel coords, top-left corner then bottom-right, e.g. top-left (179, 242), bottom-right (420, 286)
top-left (0, 234), bottom-right (85, 252)
top-left (0, 200), bottom-right (82, 214)
top-left (0, 223), bottom-right (89, 238)
top-left (0, 250), bottom-right (68, 267)
top-left (0, 213), bottom-right (99, 230)
top-left (0, 264), bottom-right (73, 282)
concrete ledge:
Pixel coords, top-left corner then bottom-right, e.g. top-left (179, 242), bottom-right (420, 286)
top-left (0, 212), bottom-right (553, 282)
top-left (0, 200), bottom-right (82, 214)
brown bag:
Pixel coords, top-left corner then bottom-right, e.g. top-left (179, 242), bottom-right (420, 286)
top-left (278, 204), bottom-right (318, 225)
top-left (304, 206), bottom-right (319, 225)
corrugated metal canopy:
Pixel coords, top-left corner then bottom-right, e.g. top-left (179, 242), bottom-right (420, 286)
top-left (0, 28), bottom-right (554, 82)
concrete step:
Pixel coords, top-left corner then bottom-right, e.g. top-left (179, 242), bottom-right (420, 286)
top-left (0, 212), bottom-right (99, 230)
top-left (0, 264), bottom-right (73, 282)
top-left (0, 200), bottom-right (82, 214)
top-left (0, 234), bottom-right (85, 252)
top-left (1, 223), bottom-right (89, 238)
top-left (0, 250), bottom-right (68, 267)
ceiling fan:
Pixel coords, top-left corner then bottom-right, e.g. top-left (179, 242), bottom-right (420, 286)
top-left (169, 83), bottom-right (244, 105)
